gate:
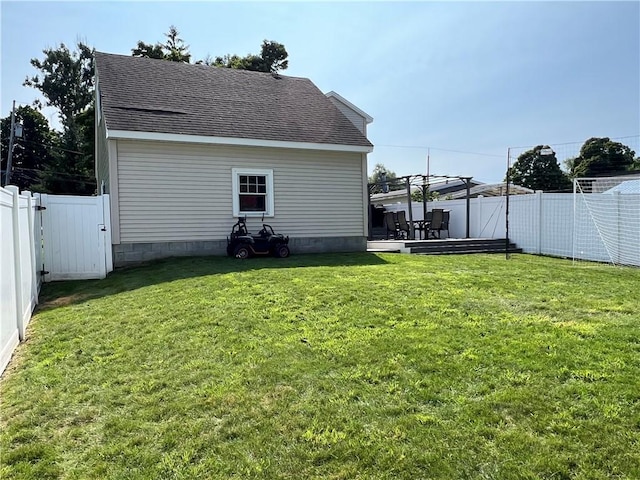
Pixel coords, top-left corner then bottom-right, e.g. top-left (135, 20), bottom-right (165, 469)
top-left (38, 194), bottom-right (113, 281)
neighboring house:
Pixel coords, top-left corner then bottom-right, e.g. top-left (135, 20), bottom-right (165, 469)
top-left (370, 179), bottom-right (483, 205)
top-left (94, 52), bottom-right (373, 266)
top-left (370, 179), bottom-right (534, 205)
top-left (601, 179), bottom-right (640, 194)
top-left (444, 182), bottom-right (534, 199)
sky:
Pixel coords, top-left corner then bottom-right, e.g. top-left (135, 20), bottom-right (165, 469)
top-left (1, 1), bottom-right (639, 183)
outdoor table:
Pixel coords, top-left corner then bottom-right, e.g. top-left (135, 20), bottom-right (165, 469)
top-left (413, 220), bottom-right (429, 240)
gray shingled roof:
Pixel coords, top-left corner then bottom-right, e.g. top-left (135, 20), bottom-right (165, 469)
top-left (95, 52), bottom-right (372, 149)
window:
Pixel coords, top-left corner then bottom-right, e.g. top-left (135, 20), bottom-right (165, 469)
top-left (232, 168), bottom-right (274, 217)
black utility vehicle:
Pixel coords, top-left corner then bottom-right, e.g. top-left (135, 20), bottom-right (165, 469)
top-left (226, 217), bottom-right (290, 259)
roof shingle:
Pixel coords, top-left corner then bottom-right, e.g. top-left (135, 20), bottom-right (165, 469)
top-left (95, 52), bottom-right (373, 149)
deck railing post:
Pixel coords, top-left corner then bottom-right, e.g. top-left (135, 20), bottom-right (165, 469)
top-left (405, 177), bottom-right (414, 239)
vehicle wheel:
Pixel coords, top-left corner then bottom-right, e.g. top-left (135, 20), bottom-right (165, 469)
top-left (234, 245), bottom-right (251, 259)
top-left (274, 244), bottom-right (290, 258)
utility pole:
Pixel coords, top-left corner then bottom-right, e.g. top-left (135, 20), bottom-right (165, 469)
top-left (4, 100), bottom-right (16, 186)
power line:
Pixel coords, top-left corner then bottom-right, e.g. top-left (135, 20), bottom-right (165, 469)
top-left (11, 166), bottom-right (95, 181)
top-left (508, 134), bottom-right (640, 150)
top-left (375, 144), bottom-right (504, 158)
top-left (16, 138), bottom-right (86, 155)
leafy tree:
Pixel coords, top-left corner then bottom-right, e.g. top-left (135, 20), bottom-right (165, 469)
top-left (1, 106), bottom-right (58, 190)
top-left (506, 145), bottom-right (572, 192)
top-left (369, 163), bottom-right (404, 194)
top-left (163, 26), bottom-right (191, 62)
top-left (567, 137), bottom-right (637, 177)
top-left (24, 42), bottom-right (94, 128)
top-left (134, 30), bottom-right (288, 73)
top-left (259, 40), bottom-right (288, 73)
top-left (39, 104), bottom-right (96, 195)
top-left (212, 40), bottom-right (289, 73)
top-left (411, 189), bottom-right (440, 202)
top-left (24, 42), bottom-right (96, 194)
top-left (131, 41), bottom-right (165, 60)
top-left (132, 25), bottom-right (191, 63)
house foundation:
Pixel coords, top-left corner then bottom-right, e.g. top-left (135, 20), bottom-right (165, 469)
top-left (112, 236), bottom-right (367, 267)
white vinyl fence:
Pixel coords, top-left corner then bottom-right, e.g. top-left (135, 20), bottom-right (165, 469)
top-left (1, 187), bottom-right (112, 375)
top-left (383, 191), bottom-right (640, 266)
top-left (39, 194), bottom-right (113, 281)
top-left (1, 186), bottom-right (41, 374)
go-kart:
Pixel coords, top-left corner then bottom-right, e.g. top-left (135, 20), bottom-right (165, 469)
top-left (226, 216), bottom-right (290, 259)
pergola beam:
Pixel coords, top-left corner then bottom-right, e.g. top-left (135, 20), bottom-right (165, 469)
top-left (368, 173), bottom-right (474, 240)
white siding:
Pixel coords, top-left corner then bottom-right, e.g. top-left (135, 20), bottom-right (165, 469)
top-left (116, 140), bottom-right (366, 243)
top-left (95, 106), bottom-right (109, 192)
top-left (327, 97), bottom-right (367, 134)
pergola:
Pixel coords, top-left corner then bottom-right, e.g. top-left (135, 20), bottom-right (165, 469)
top-left (367, 174), bottom-right (474, 240)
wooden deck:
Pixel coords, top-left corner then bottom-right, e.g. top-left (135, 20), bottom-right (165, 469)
top-left (367, 238), bottom-right (522, 255)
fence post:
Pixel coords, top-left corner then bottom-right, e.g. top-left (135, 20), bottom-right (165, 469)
top-left (24, 191), bottom-right (38, 307)
top-left (476, 195), bottom-right (483, 237)
top-left (39, 194), bottom-right (50, 283)
top-left (535, 190), bottom-right (543, 255)
top-left (102, 194), bottom-right (113, 274)
top-left (614, 191), bottom-right (621, 264)
top-left (6, 186), bottom-right (24, 341)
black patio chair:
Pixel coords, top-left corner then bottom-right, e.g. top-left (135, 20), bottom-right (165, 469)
top-left (384, 211), bottom-right (398, 239)
top-left (396, 210), bottom-right (411, 239)
top-left (441, 210), bottom-right (450, 238)
top-left (427, 208), bottom-right (445, 239)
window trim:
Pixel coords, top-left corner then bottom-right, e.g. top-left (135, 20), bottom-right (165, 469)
top-left (232, 168), bottom-right (274, 217)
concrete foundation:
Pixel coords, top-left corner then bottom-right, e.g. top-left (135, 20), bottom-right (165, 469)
top-left (113, 236), bottom-right (366, 267)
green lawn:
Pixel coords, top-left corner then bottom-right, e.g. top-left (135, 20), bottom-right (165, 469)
top-left (1, 253), bottom-right (639, 479)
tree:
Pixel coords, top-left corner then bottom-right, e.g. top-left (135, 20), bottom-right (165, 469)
top-left (133, 30), bottom-right (289, 73)
top-left (131, 41), bottom-right (165, 60)
top-left (24, 42), bottom-right (94, 128)
top-left (163, 26), bottom-right (191, 62)
top-left (411, 189), bottom-right (440, 202)
top-left (132, 25), bottom-right (191, 63)
top-left (506, 145), bottom-right (572, 192)
top-left (1, 106), bottom-right (58, 190)
top-left (24, 42), bottom-right (96, 194)
top-left (212, 40), bottom-right (289, 73)
top-left (369, 163), bottom-right (403, 194)
top-left (259, 40), bottom-right (288, 73)
top-left (567, 137), bottom-right (637, 177)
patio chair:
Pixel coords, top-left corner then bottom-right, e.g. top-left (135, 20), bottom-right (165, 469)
top-left (441, 210), bottom-right (450, 238)
top-left (427, 208), bottom-right (445, 239)
top-left (396, 210), bottom-right (411, 239)
top-left (384, 211), bottom-right (398, 239)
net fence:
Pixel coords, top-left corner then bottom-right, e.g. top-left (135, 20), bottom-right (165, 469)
top-left (507, 136), bottom-right (639, 266)
top-left (573, 174), bottom-right (640, 266)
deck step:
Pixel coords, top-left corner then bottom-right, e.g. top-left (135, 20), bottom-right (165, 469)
top-left (411, 243), bottom-right (519, 254)
top-left (367, 238), bottom-right (522, 256)
top-left (414, 247), bottom-right (523, 255)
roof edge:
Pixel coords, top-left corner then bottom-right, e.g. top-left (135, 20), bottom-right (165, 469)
top-left (325, 91), bottom-right (373, 124)
top-left (106, 129), bottom-right (374, 153)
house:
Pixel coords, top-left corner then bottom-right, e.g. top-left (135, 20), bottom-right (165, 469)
top-left (370, 179), bottom-right (533, 205)
top-left (370, 179), bottom-right (483, 205)
top-left (444, 182), bottom-right (534, 199)
top-left (94, 52), bottom-right (373, 266)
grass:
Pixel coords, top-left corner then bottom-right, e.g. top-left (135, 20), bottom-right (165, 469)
top-left (1, 252), bottom-right (639, 479)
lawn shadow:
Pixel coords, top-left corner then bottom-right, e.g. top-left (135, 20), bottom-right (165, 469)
top-left (36, 252), bottom-right (392, 313)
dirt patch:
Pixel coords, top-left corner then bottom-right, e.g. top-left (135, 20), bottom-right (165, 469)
top-left (36, 293), bottom-right (91, 311)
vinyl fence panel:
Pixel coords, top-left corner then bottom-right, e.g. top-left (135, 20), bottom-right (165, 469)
top-left (40, 194), bottom-right (112, 281)
top-left (0, 186), bottom-right (40, 375)
top-left (381, 192), bottom-right (639, 266)
top-left (0, 187), bottom-right (20, 374)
